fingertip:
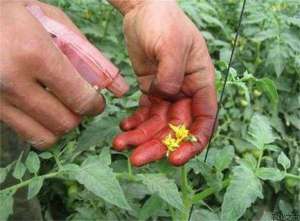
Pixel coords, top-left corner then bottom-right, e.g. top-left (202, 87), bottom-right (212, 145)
top-left (120, 118), bottom-right (133, 131)
top-left (112, 134), bottom-right (127, 151)
top-left (130, 139), bottom-right (167, 167)
top-left (168, 142), bottom-right (202, 166)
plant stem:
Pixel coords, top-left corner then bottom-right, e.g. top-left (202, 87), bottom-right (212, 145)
top-left (127, 157), bottom-right (132, 176)
top-left (0, 171), bottom-right (60, 193)
top-left (256, 149), bottom-right (264, 170)
top-left (285, 173), bottom-right (300, 180)
top-left (180, 165), bottom-right (192, 221)
top-left (192, 179), bottom-right (230, 203)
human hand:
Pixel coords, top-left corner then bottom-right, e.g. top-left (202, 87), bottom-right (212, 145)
top-left (111, 0), bottom-right (217, 166)
top-left (0, 1), bottom-right (128, 149)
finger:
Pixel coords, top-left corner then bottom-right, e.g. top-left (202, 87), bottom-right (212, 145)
top-left (120, 95), bottom-right (151, 131)
top-left (27, 4), bottom-right (129, 97)
top-left (113, 115), bottom-right (166, 151)
top-left (0, 98), bottom-right (57, 149)
top-left (149, 39), bottom-right (189, 98)
top-left (169, 85), bottom-right (217, 166)
top-left (168, 98), bottom-right (192, 126)
top-left (120, 106), bottom-right (150, 131)
top-left (130, 139), bottom-right (166, 167)
top-left (36, 48), bottom-right (106, 116)
top-left (33, 1), bottom-right (86, 38)
top-left (130, 98), bottom-right (192, 166)
top-left (2, 80), bottom-right (81, 136)
top-left (113, 99), bottom-right (169, 151)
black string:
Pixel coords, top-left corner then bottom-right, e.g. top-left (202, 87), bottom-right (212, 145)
top-left (188, 0), bottom-right (247, 220)
top-left (204, 0), bottom-right (247, 162)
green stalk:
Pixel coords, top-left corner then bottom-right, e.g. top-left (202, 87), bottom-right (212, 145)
top-left (256, 148), bottom-right (264, 170)
top-left (192, 179), bottom-right (230, 203)
top-left (180, 166), bottom-right (192, 221)
top-left (285, 173), bottom-right (300, 180)
top-left (127, 157), bottom-right (133, 176)
top-left (0, 171), bottom-right (60, 193)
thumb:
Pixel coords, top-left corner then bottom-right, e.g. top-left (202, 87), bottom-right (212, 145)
top-left (149, 45), bottom-right (187, 98)
top-left (26, 3), bottom-right (129, 97)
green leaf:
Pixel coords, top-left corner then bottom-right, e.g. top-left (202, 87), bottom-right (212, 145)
top-left (13, 162), bottom-right (26, 180)
top-left (25, 151), bottom-right (40, 174)
top-left (256, 167), bottom-right (285, 181)
top-left (99, 146), bottom-right (111, 165)
top-left (267, 43), bottom-right (288, 77)
top-left (256, 78), bottom-right (278, 107)
top-left (77, 116), bottom-right (119, 152)
top-left (27, 176), bottom-right (44, 199)
top-left (247, 113), bottom-right (276, 149)
top-left (39, 152), bottom-right (53, 159)
top-left (191, 209), bottom-right (220, 221)
top-left (214, 145), bottom-right (235, 171)
top-left (137, 174), bottom-right (184, 211)
top-left (0, 190), bottom-right (15, 221)
top-left (0, 168), bottom-right (7, 184)
top-left (277, 152), bottom-right (291, 170)
top-left (221, 165), bottom-right (263, 221)
top-left (138, 194), bottom-right (164, 220)
top-left (75, 157), bottom-right (131, 210)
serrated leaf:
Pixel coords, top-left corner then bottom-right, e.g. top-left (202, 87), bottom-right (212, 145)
top-left (247, 113), bottom-right (276, 149)
top-left (191, 209), bottom-right (220, 221)
top-left (75, 157), bottom-right (131, 210)
top-left (138, 194), bottom-right (164, 220)
top-left (99, 146), bottom-right (111, 165)
top-left (27, 176), bottom-right (44, 199)
top-left (0, 190), bottom-right (15, 221)
top-left (25, 151), bottom-right (40, 174)
top-left (0, 168), bottom-right (7, 184)
top-left (267, 43), bottom-right (288, 77)
top-left (256, 78), bottom-right (278, 107)
top-left (256, 167), bottom-right (285, 181)
top-left (221, 165), bottom-right (263, 221)
top-left (137, 174), bottom-right (184, 211)
top-left (77, 116), bottom-right (119, 152)
top-left (39, 152), bottom-right (53, 159)
top-left (215, 145), bottom-right (235, 171)
top-left (277, 152), bottom-right (291, 170)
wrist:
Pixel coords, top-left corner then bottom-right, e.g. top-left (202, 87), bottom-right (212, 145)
top-left (108, 0), bottom-right (177, 16)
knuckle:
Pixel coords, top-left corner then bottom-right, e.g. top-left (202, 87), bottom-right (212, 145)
top-left (56, 115), bottom-right (80, 134)
top-left (155, 82), bottom-right (181, 96)
top-left (74, 91), bottom-right (105, 116)
top-left (29, 134), bottom-right (57, 150)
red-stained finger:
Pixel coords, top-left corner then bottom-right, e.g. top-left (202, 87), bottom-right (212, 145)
top-left (168, 98), bottom-right (192, 126)
top-left (113, 115), bottom-right (166, 151)
top-left (120, 106), bottom-right (150, 131)
top-left (130, 139), bottom-right (167, 167)
top-left (120, 95), bottom-right (151, 131)
top-left (168, 85), bottom-right (217, 166)
top-left (130, 98), bottom-right (193, 166)
top-left (113, 98), bottom-right (169, 151)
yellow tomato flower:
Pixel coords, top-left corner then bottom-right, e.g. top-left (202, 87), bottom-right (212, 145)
top-left (162, 124), bottom-right (198, 155)
top-left (169, 124), bottom-right (189, 143)
top-left (162, 134), bottom-right (179, 152)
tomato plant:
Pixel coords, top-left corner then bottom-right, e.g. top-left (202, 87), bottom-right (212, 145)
top-left (0, 0), bottom-right (299, 220)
